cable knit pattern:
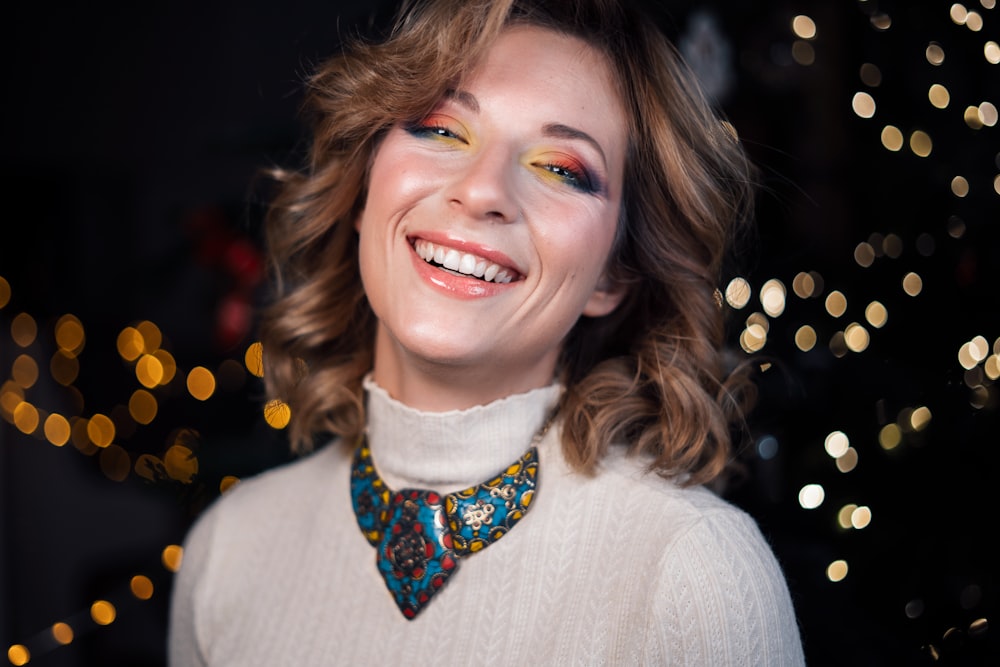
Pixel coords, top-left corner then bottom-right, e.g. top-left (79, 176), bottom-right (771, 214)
top-left (168, 382), bottom-right (804, 666)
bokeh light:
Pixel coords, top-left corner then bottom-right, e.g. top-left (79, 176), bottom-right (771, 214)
top-left (852, 91), bottom-right (876, 118)
top-left (902, 272), bottom-right (923, 296)
top-left (154, 350), bottom-right (178, 384)
top-left (117, 326), bottom-right (144, 362)
top-left (860, 63), bottom-right (882, 85)
top-left (851, 506), bottom-right (872, 529)
top-left (91, 600), bottom-right (116, 626)
top-left (795, 325), bottom-right (817, 352)
top-left (51, 622), bottom-right (73, 646)
top-left (7, 645), bottom-right (30, 666)
top-left (136, 320), bottom-right (163, 353)
top-left (760, 279), bottom-right (787, 317)
top-left (986, 40), bottom-right (1000, 64)
top-left (162, 545), bottom-right (184, 573)
top-left (725, 277), bottom-right (752, 309)
top-left (792, 15), bottom-right (816, 40)
top-left (825, 290), bottom-right (848, 317)
top-left (926, 42), bottom-right (945, 65)
top-left (879, 423), bottom-right (902, 450)
top-left (838, 504), bottom-right (857, 529)
top-left (827, 560), bottom-right (849, 583)
top-left (879, 125), bottom-right (903, 151)
top-left (836, 448), bottom-right (859, 472)
top-left (220, 475), bottom-right (241, 493)
top-left (798, 484), bottom-right (825, 509)
top-left (909, 130), bottom-right (932, 157)
top-left (264, 399), bottom-right (292, 430)
top-left (792, 271), bottom-right (817, 298)
top-left (129, 389), bottom-right (158, 425)
top-left (928, 83), bottom-right (950, 108)
top-left (824, 431), bottom-right (850, 458)
top-left (854, 242), bottom-right (875, 267)
top-left (865, 301), bottom-right (888, 328)
top-left (55, 314), bottom-right (85, 355)
top-left (44, 413), bottom-right (71, 447)
top-left (50, 350), bottom-right (80, 386)
top-left (844, 322), bottom-right (870, 353)
top-left (870, 13), bottom-right (891, 31)
top-left (0, 276), bottom-right (10, 309)
top-left (13, 402), bottom-right (40, 435)
top-left (186, 367), bottom-right (216, 401)
top-left (136, 354), bottom-right (165, 389)
top-left (130, 575), bottom-right (154, 600)
top-left (245, 341), bottom-right (264, 377)
top-left (951, 176), bottom-right (970, 197)
top-left (87, 414), bottom-right (115, 448)
top-left (11, 354), bottom-right (39, 389)
top-left (11, 313), bottom-right (37, 347)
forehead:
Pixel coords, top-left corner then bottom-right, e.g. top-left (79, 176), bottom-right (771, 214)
top-left (461, 24), bottom-right (627, 165)
top-left (471, 24), bottom-right (621, 108)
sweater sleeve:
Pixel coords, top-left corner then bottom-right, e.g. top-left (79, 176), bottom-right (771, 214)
top-left (648, 506), bottom-right (805, 666)
top-left (167, 505), bottom-right (218, 667)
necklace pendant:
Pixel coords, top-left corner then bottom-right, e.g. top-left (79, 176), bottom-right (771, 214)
top-left (376, 489), bottom-right (458, 619)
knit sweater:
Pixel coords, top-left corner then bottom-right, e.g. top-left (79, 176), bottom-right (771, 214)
top-left (168, 380), bottom-right (805, 666)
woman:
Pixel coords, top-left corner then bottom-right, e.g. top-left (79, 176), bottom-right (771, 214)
top-left (169, 0), bottom-right (805, 664)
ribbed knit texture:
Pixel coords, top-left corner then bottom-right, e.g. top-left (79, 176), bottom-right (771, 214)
top-left (168, 381), bottom-right (804, 666)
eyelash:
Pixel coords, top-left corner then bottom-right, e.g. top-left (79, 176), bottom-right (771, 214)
top-left (535, 159), bottom-right (595, 194)
top-left (404, 121), bottom-right (598, 194)
top-left (405, 122), bottom-right (465, 143)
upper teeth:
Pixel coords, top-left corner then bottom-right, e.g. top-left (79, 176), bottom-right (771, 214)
top-left (414, 240), bottom-right (514, 284)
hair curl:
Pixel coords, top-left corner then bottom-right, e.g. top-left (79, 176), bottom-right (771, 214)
top-left (260, 0), bottom-right (758, 488)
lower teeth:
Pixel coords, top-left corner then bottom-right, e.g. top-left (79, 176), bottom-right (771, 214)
top-left (433, 262), bottom-right (486, 281)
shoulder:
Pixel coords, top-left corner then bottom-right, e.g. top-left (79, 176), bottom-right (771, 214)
top-left (570, 445), bottom-right (795, 601)
top-left (591, 451), bottom-right (804, 664)
top-left (181, 441), bottom-right (349, 558)
top-left (590, 447), bottom-right (767, 545)
top-left (540, 439), bottom-right (790, 584)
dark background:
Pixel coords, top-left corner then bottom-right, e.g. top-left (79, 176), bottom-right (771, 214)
top-left (2, 1), bottom-right (998, 665)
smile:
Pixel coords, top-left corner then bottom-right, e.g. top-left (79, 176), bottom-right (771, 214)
top-left (412, 239), bottom-right (520, 284)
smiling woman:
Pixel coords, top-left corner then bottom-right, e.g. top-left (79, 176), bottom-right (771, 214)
top-left (168, 0), bottom-right (805, 664)
top-left (357, 24), bottom-right (627, 409)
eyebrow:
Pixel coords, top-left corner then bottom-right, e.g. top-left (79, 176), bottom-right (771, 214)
top-left (446, 88), bottom-right (479, 113)
top-left (541, 123), bottom-right (608, 169)
top-left (445, 89), bottom-right (609, 169)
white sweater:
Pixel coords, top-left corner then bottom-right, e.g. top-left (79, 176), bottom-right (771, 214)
top-left (168, 381), bottom-right (804, 666)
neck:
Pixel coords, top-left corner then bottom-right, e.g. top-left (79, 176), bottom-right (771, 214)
top-left (372, 326), bottom-right (560, 411)
top-left (363, 375), bottom-right (562, 490)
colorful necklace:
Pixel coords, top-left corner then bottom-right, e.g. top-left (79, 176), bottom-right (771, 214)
top-left (350, 437), bottom-right (540, 619)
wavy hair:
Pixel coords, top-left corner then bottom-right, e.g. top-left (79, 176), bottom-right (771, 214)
top-left (260, 0), bottom-right (757, 487)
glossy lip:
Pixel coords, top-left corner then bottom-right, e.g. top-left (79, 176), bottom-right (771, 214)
top-left (406, 232), bottom-right (524, 299)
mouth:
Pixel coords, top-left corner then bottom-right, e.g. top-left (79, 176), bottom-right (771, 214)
top-left (412, 239), bottom-right (522, 284)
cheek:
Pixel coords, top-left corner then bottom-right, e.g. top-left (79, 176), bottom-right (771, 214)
top-left (538, 204), bottom-right (619, 276)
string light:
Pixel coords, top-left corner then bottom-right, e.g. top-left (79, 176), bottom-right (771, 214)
top-left (1, 272), bottom-right (276, 661)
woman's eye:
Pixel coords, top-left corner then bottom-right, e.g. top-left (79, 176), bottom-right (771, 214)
top-left (405, 121), bottom-right (465, 143)
top-left (538, 161), bottom-right (595, 193)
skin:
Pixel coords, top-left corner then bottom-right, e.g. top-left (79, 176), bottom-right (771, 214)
top-left (356, 24), bottom-right (628, 411)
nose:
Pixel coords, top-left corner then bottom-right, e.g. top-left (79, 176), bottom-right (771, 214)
top-left (445, 145), bottom-right (520, 223)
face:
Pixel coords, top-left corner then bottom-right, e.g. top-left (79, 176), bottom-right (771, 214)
top-left (356, 24), bottom-right (628, 405)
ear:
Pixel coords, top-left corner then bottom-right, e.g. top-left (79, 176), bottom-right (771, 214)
top-left (582, 273), bottom-right (628, 317)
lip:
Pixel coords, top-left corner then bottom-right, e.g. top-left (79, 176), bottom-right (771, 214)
top-left (406, 232), bottom-right (523, 299)
top-left (408, 232), bottom-right (524, 274)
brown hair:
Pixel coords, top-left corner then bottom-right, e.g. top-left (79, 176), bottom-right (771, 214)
top-left (260, 0), bottom-right (757, 487)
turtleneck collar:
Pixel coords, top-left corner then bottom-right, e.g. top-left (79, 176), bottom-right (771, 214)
top-left (362, 375), bottom-right (562, 492)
